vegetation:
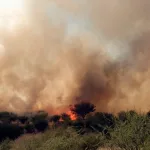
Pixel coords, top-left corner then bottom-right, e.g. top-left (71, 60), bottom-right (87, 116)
top-left (0, 102), bottom-right (149, 150)
top-left (70, 102), bottom-right (96, 119)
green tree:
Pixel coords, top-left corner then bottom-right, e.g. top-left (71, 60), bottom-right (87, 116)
top-left (18, 116), bottom-right (28, 124)
top-left (61, 113), bottom-right (71, 127)
top-left (61, 113), bottom-right (71, 122)
top-left (49, 115), bottom-right (60, 127)
top-left (86, 112), bottom-right (115, 133)
top-left (32, 110), bottom-right (48, 123)
top-left (34, 119), bottom-right (48, 132)
top-left (70, 102), bottom-right (96, 120)
top-left (0, 112), bottom-right (17, 123)
top-left (70, 102), bottom-right (96, 129)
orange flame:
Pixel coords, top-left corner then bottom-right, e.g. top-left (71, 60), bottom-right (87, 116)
top-left (67, 110), bottom-right (76, 120)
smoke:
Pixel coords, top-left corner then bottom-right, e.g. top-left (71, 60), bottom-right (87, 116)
top-left (0, 0), bottom-right (150, 114)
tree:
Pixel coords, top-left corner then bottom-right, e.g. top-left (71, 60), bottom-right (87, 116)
top-left (0, 124), bottom-right (23, 141)
top-left (70, 102), bottom-right (96, 120)
top-left (32, 111), bottom-right (48, 123)
top-left (24, 124), bottom-right (35, 134)
top-left (18, 116), bottom-right (28, 124)
top-left (49, 115), bottom-right (60, 124)
top-left (37, 110), bottom-right (48, 119)
top-left (118, 111), bottom-right (127, 122)
top-left (61, 113), bottom-right (71, 127)
top-left (9, 113), bottom-right (18, 122)
top-left (0, 112), bottom-right (12, 123)
top-left (34, 119), bottom-right (48, 132)
top-left (147, 111), bottom-right (150, 118)
top-left (118, 110), bottom-right (138, 122)
top-left (61, 113), bottom-right (71, 122)
top-left (86, 112), bottom-right (115, 133)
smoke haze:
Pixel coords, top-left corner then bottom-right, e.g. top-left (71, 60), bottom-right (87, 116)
top-left (0, 0), bottom-right (150, 114)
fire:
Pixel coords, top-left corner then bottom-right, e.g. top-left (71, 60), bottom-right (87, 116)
top-left (67, 110), bottom-right (76, 120)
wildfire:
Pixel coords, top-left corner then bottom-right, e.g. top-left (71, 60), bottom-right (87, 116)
top-left (67, 110), bottom-right (76, 120)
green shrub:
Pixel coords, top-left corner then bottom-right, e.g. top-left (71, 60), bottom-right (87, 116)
top-left (0, 112), bottom-right (17, 124)
top-left (12, 134), bottom-right (43, 150)
top-left (34, 120), bottom-right (49, 132)
top-left (18, 116), bottom-right (28, 124)
top-left (0, 124), bottom-right (23, 141)
top-left (9, 127), bottom-right (106, 150)
top-left (0, 139), bottom-right (12, 150)
top-left (108, 113), bottom-right (150, 149)
top-left (24, 124), bottom-right (35, 134)
top-left (80, 134), bottom-right (106, 150)
top-left (32, 111), bottom-right (48, 123)
top-left (0, 110), bottom-right (150, 150)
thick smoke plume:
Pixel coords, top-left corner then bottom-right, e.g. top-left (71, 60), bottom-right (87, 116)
top-left (0, 0), bottom-right (150, 114)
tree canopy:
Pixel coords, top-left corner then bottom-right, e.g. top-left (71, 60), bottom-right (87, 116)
top-left (70, 102), bottom-right (96, 119)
